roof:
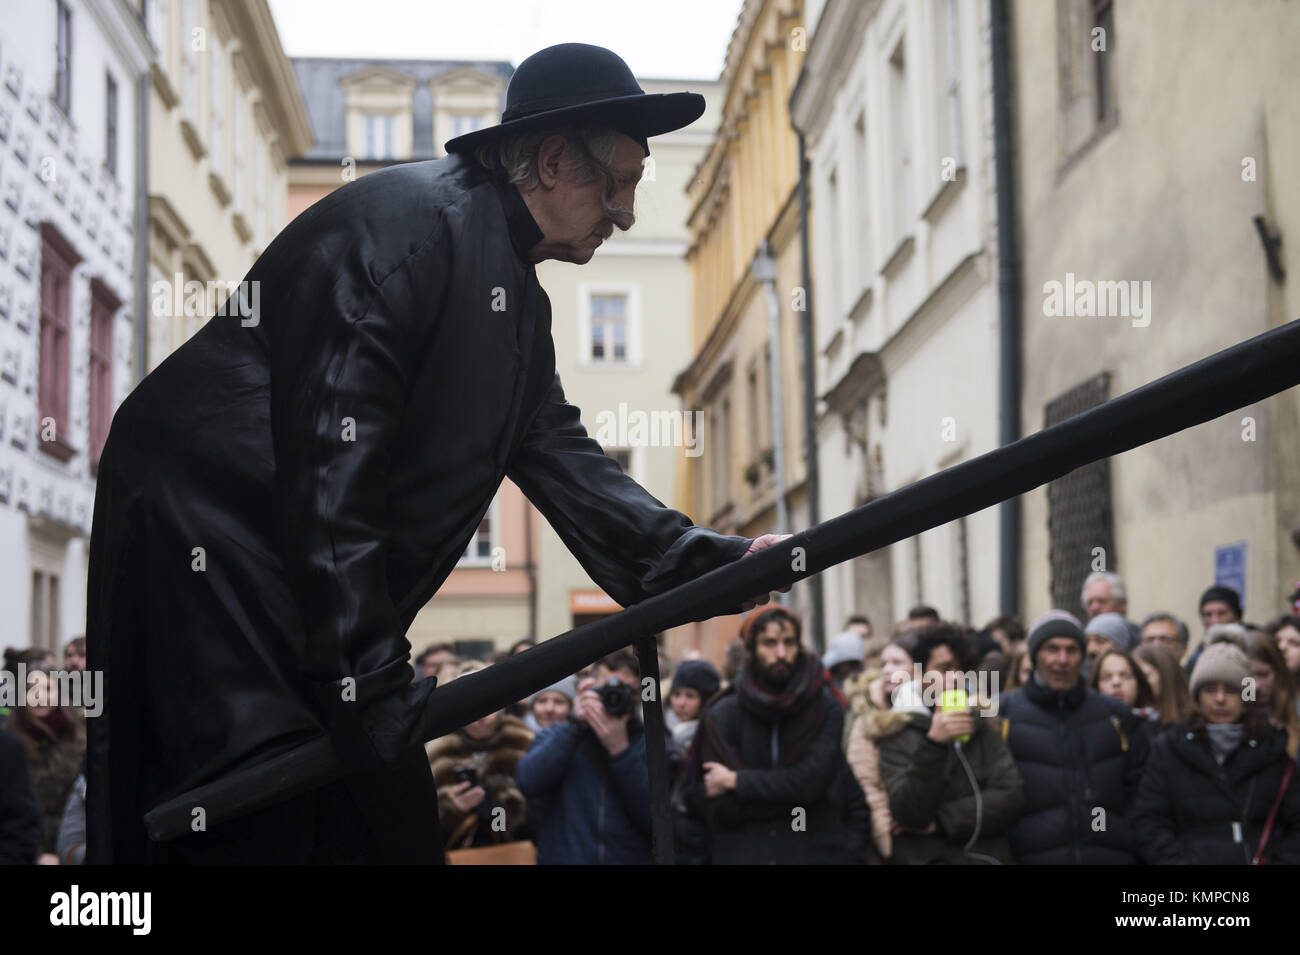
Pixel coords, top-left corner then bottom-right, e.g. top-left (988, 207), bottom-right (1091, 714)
top-left (290, 57), bottom-right (514, 160)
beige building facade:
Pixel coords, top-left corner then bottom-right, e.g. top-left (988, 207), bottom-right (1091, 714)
top-left (141, 0), bottom-right (311, 373)
top-left (1012, 0), bottom-right (1300, 639)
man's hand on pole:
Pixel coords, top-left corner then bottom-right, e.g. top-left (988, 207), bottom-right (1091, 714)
top-left (735, 533), bottom-right (794, 612)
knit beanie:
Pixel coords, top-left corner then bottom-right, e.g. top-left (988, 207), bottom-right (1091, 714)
top-left (1189, 641), bottom-right (1250, 699)
top-left (1199, 585), bottom-right (1242, 620)
top-left (1027, 610), bottom-right (1085, 661)
top-left (1084, 612), bottom-right (1134, 652)
top-left (822, 631), bottom-right (865, 669)
top-left (671, 660), bottom-right (720, 700)
top-left (533, 674), bottom-right (578, 703)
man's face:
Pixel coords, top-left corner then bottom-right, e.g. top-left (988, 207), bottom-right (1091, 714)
top-left (1083, 579), bottom-right (1124, 618)
top-left (1141, 620), bottom-right (1185, 657)
top-left (847, 622), bottom-right (871, 641)
top-left (1200, 600), bottom-right (1237, 628)
top-left (1035, 637), bottom-right (1084, 691)
top-left (64, 646), bottom-right (85, 672)
top-left (754, 622), bottom-right (800, 686)
top-left (1085, 633), bottom-right (1113, 662)
top-left (526, 132), bottom-right (643, 264)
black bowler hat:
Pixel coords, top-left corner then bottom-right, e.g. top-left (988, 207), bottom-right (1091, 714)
top-left (443, 42), bottom-right (705, 158)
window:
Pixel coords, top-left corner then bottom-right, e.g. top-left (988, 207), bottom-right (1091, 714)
top-left (39, 226), bottom-right (80, 457)
top-left (55, 1), bottom-right (72, 115)
top-left (606, 448), bottom-right (632, 474)
top-left (450, 114), bottom-right (482, 138)
top-left (232, 86), bottom-right (244, 208)
top-left (888, 37), bottom-right (913, 245)
top-left (209, 36), bottom-right (224, 177)
top-left (459, 497), bottom-right (498, 566)
top-left (253, 137), bottom-right (266, 244)
top-left (31, 570), bottom-right (61, 651)
top-left (1092, 0), bottom-right (1114, 123)
top-left (709, 395), bottom-right (733, 517)
top-left (89, 280), bottom-right (118, 471)
top-left (934, 0), bottom-right (962, 167)
top-left (363, 113), bottom-right (395, 160)
top-left (589, 293), bottom-right (628, 363)
top-left (181, 0), bottom-right (197, 122)
top-left (144, 0), bottom-right (169, 64)
top-left (853, 113), bottom-right (872, 275)
top-left (1045, 372), bottom-right (1114, 616)
top-left (105, 73), bottom-right (118, 177)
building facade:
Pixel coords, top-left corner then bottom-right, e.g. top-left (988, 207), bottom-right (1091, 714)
top-left (1012, 0), bottom-right (1300, 637)
top-left (673, 0), bottom-right (809, 662)
top-left (792, 0), bottom-right (1001, 635)
top-left (0, 0), bottom-right (151, 655)
top-left (141, 0), bottom-right (310, 373)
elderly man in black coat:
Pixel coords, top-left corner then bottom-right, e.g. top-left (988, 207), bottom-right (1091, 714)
top-left (85, 44), bottom-right (786, 864)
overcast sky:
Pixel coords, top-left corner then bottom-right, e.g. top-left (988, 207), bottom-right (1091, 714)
top-left (266, 0), bottom-right (744, 80)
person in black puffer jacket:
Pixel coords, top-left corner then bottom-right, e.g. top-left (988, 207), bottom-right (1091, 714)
top-left (1134, 641), bottom-right (1300, 864)
top-left (1000, 611), bottom-right (1149, 864)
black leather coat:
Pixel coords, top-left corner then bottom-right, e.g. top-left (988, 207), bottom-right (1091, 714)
top-left (84, 152), bottom-right (751, 862)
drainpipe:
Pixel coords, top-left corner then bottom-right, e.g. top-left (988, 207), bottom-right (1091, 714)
top-left (992, 0), bottom-right (1022, 615)
top-left (134, 72), bottom-right (149, 384)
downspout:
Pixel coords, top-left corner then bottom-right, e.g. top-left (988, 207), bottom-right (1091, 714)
top-left (794, 126), bottom-right (826, 655)
top-left (134, 72), bottom-right (149, 384)
top-left (991, 0), bottom-right (1022, 615)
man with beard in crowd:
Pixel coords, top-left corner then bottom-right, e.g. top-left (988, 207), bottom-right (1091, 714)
top-left (688, 607), bottom-right (869, 864)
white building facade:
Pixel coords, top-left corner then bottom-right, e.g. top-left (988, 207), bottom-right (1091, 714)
top-left (0, 0), bottom-right (151, 654)
top-left (793, 0), bottom-right (1001, 631)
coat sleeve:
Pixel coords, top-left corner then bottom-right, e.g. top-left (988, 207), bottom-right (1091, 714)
top-left (506, 372), bottom-right (752, 609)
top-left (934, 729), bottom-right (1025, 840)
top-left (0, 734), bottom-right (41, 864)
top-left (515, 722), bottom-right (581, 796)
top-left (846, 719), bottom-right (894, 859)
top-left (268, 211), bottom-right (451, 766)
top-left (879, 728), bottom-right (948, 831)
top-left (1263, 759), bottom-right (1300, 864)
top-left (1131, 735), bottom-right (1189, 864)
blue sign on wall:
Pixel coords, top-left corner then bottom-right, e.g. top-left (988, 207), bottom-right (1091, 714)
top-left (1214, 542), bottom-right (1247, 605)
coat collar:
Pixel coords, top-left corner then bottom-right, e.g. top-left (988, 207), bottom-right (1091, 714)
top-left (487, 170), bottom-right (544, 265)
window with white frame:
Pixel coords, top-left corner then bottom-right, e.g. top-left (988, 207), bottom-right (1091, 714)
top-left (888, 37), bottom-right (912, 246)
top-left (363, 113), bottom-right (395, 160)
top-left (181, 0), bottom-right (198, 123)
top-left (934, 0), bottom-right (962, 169)
top-left (450, 114), bottom-right (482, 138)
top-left (581, 287), bottom-right (640, 366)
top-left (854, 112), bottom-right (872, 276)
top-left (459, 496), bottom-right (498, 565)
top-left (232, 86), bottom-right (244, 209)
top-left (209, 35), bottom-right (224, 177)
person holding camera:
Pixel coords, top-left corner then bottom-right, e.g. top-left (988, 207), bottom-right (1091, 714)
top-left (426, 662), bottom-right (535, 855)
top-left (515, 657), bottom-right (654, 864)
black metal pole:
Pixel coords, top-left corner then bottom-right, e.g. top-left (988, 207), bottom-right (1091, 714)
top-left (634, 636), bottom-right (674, 865)
top-left (145, 316), bottom-right (1300, 841)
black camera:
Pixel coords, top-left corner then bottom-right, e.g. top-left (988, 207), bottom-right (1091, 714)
top-left (453, 765), bottom-right (479, 788)
top-left (594, 677), bottom-right (635, 717)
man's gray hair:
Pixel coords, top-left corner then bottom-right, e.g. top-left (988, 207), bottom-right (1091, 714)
top-left (473, 123), bottom-right (623, 193)
top-left (1081, 570), bottom-right (1127, 607)
top-left (1140, 611), bottom-right (1189, 646)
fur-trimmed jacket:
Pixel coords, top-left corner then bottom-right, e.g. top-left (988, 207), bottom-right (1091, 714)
top-left (844, 671), bottom-right (898, 861)
top-left (427, 714), bottom-right (534, 850)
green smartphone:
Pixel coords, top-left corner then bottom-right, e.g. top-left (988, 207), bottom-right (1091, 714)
top-left (940, 688), bottom-right (971, 743)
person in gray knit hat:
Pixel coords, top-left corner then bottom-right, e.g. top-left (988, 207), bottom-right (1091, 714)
top-left (1188, 641), bottom-right (1251, 701)
top-left (1084, 612), bottom-right (1135, 678)
top-left (525, 675), bottom-right (578, 733)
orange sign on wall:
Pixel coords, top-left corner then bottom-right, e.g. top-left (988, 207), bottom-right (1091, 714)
top-left (569, 590), bottom-right (622, 614)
